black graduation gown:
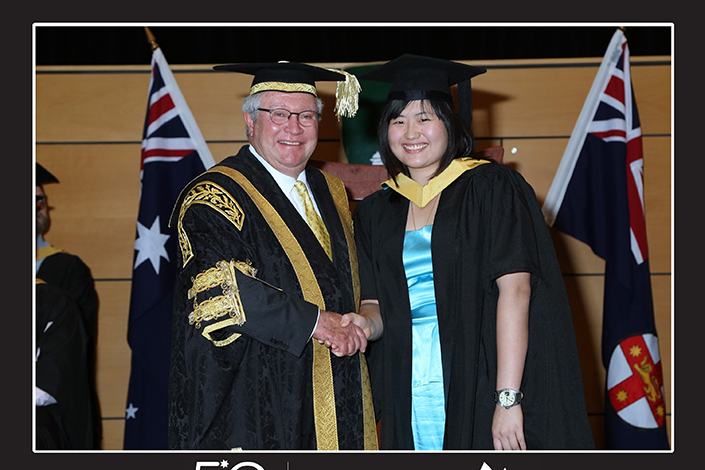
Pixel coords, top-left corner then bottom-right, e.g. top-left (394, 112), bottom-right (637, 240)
top-left (168, 146), bottom-right (376, 450)
top-left (35, 281), bottom-right (93, 450)
top-left (355, 161), bottom-right (594, 450)
top-left (36, 250), bottom-right (102, 448)
top-left (37, 252), bottom-right (99, 342)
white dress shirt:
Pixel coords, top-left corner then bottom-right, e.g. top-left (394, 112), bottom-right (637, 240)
top-left (249, 146), bottom-right (322, 337)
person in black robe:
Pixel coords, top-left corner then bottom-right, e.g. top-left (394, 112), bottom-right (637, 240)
top-left (168, 62), bottom-right (377, 450)
top-left (345, 55), bottom-right (594, 450)
top-left (35, 163), bottom-right (102, 449)
top-left (35, 279), bottom-right (93, 450)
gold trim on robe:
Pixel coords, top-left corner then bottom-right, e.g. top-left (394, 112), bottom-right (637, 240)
top-left (321, 172), bottom-right (378, 450)
top-left (383, 157), bottom-right (490, 207)
top-left (176, 181), bottom-right (245, 268)
top-left (188, 259), bottom-right (248, 347)
top-left (210, 166), bottom-right (340, 450)
top-left (207, 166), bottom-right (378, 451)
top-left (36, 245), bottom-right (65, 262)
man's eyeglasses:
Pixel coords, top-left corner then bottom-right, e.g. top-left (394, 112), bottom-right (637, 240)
top-left (258, 108), bottom-right (320, 127)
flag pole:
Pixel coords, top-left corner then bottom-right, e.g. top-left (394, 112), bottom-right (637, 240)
top-left (144, 27), bottom-right (159, 51)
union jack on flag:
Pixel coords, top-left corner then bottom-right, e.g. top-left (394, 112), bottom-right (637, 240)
top-left (584, 39), bottom-right (648, 266)
top-left (124, 40), bottom-right (215, 449)
top-left (542, 29), bottom-right (669, 449)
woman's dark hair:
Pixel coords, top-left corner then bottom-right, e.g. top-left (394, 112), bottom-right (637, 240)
top-left (377, 99), bottom-right (477, 182)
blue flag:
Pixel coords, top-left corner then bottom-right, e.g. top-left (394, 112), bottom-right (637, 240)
top-left (123, 45), bottom-right (215, 449)
top-left (542, 29), bottom-right (669, 450)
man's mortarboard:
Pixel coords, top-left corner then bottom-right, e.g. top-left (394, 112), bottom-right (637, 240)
top-left (36, 163), bottom-right (59, 185)
top-left (213, 60), bottom-right (361, 120)
top-left (360, 54), bottom-right (487, 126)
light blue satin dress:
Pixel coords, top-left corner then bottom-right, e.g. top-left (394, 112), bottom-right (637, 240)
top-left (403, 224), bottom-right (446, 450)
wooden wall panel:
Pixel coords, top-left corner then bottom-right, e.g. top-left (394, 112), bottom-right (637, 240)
top-left (101, 419), bottom-right (126, 452)
top-left (473, 67), bottom-right (598, 138)
top-left (471, 60), bottom-right (671, 138)
top-left (502, 136), bottom-right (671, 274)
top-left (501, 137), bottom-right (569, 200)
top-left (563, 274), bottom-right (605, 411)
top-left (652, 275), bottom-right (672, 409)
top-left (36, 72), bottom-right (149, 143)
top-left (93, 280), bottom-right (131, 450)
top-left (94, 281), bottom-right (132, 417)
top-left (36, 143), bottom-right (141, 279)
top-left (37, 60), bottom-right (670, 143)
top-left (34, 57), bottom-right (672, 450)
top-left (643, 136), bottom-right (673, 273)
top-left (36, 67), bottom-right (346, 144)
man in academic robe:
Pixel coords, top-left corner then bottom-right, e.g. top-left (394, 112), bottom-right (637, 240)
top-left (168, 61), bottom-right (377, 450)
top-left (35, 163), bottom-right (102, 449)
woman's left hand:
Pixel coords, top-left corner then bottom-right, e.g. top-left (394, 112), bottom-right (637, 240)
top-left (340, 300), bottom-right (384, 341)
top-left (491, 405), bottom-right (527, 450)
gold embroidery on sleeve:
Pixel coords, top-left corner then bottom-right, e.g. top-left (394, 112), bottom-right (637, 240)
top-left (177, 181), bottom-right (245, 268)
top-left (188, 259), bottom-right (247, 346)
top-left (232, 259), bottom-right (258, 278)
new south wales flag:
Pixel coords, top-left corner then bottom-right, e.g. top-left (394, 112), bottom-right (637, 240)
top-left (542, 28), bottom-right (669, 450)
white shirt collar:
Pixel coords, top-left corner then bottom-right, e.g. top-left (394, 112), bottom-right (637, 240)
top-left (248, 145), bottom-right (319, 217)
top-left (248, 145), bottom-right (309, 194)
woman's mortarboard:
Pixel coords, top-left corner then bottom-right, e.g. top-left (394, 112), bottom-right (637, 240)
top-left (360, 54), bottom-right (486, 126)
top-left (213, 61), bottom-right (361, 120)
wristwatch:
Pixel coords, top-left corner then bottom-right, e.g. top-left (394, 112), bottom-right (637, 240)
top-left (494, 388), bottom-right (523, 409)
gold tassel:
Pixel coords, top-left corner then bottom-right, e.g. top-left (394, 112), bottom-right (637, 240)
top-left (329, 68), bottom-right (362, 121)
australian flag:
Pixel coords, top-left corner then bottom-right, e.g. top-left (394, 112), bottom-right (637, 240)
top-left (123, 41), bottom-right (215, 449)
top-left (542, 29), bottom-right (669, 450)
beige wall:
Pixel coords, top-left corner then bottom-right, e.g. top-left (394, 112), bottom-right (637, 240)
top-left (35, 56), bottom-right (672, 450)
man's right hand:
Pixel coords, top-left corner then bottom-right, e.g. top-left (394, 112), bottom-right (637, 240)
top-left (313, 310), bottom-right (368, 357)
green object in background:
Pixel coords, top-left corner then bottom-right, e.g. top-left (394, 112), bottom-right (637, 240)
top-left (341, 64), bottom-right (391, 165)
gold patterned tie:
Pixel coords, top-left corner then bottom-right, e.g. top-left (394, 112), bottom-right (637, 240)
top-left (294, 180), bottom-right (333, 260)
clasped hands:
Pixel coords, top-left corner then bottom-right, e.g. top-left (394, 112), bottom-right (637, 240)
top-left (312, 310), bottom-right (371, 357)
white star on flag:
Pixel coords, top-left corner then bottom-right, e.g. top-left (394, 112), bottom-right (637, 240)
top-left (133, 215), bottom-right (170, 274)
top-left (126, 403), bottom-right (139, 419)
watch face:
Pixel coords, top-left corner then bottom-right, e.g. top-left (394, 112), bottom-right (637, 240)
top-left (499, 390), bottom-right (515, 407)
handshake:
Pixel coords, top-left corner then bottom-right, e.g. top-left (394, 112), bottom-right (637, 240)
top-left (312, 300), bottom-right (382, 357)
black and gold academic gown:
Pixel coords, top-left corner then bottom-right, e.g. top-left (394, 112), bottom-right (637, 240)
top-left (355, 159), bottom-right (594, 450)
top-left (168, 146), bottom-right (376, 450)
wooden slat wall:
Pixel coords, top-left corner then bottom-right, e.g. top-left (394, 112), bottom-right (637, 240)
top-left (35, 57), bottom-right (672, 450)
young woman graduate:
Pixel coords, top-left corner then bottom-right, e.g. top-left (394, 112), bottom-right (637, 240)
top-left (343, 54), bottom-right (595, 450)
